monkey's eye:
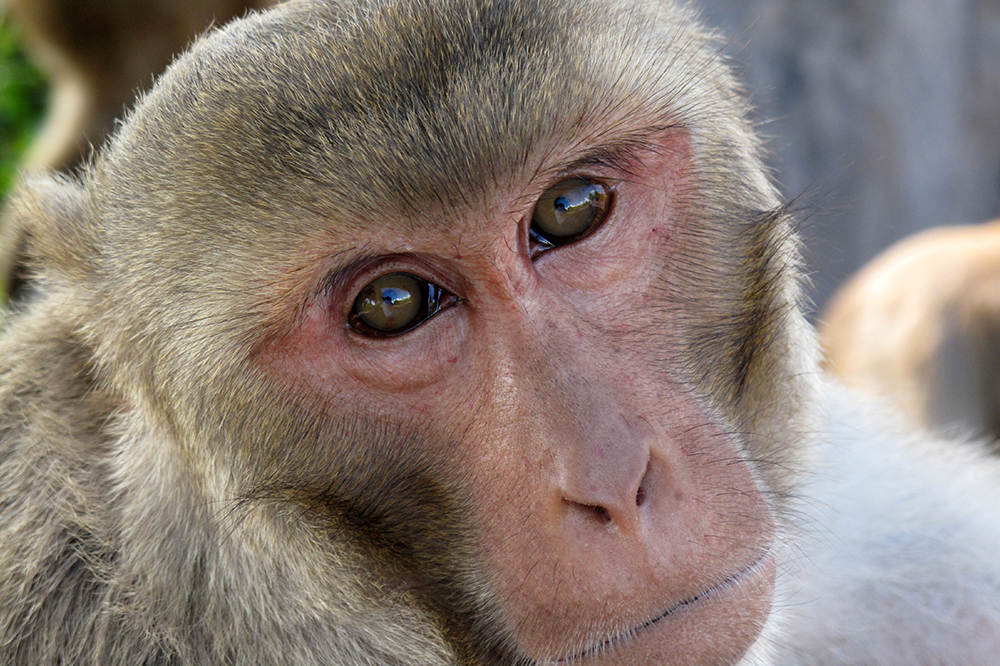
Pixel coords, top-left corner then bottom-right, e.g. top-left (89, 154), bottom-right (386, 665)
top-left (530, 177), bottom-right (612, 253)
top-left (349, 272), bottom-right (451, 338)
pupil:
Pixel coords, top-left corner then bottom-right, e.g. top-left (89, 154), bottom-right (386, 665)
top-left (555, 197), bottom-right (590, 222)
top-left (374, 286), bottom-right (416, 326)
top-left (381, 287), bottom-right (410, 306)
top-left (354, 273), bottom-right (423, 333)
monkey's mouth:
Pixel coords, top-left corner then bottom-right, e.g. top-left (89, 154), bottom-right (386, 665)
top-left (541, 549), bottom-right (774, 664)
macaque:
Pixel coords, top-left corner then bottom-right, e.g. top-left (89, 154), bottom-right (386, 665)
top-left (0, 1), bottom-right (999, 665)
top-left (822, 219), bottom-right (1000, 440)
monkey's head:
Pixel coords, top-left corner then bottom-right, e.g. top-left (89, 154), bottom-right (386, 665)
top-left (10, 0), bottom-right (818, 663)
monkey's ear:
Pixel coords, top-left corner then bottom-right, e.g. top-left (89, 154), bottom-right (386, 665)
top-left (0, 173), bottom-right (95, 297)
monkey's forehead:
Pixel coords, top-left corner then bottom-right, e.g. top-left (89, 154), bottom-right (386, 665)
top-left (99, 0), bottom-right (742, 221)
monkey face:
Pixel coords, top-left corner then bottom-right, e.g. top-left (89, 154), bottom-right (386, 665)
top-left (56, 0), bottom-right (811, 663)
top-left (248, 128), bottom-right (778, 663)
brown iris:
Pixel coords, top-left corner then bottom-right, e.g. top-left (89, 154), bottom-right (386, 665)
top-left (530, 177), bottom-right (612, 253)
top-left (349, 272), bottom-right (450, 337)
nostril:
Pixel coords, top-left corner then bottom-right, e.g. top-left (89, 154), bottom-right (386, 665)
top-left (565, 498), bottom-right (614, 525)
top-left (636, 455), bottom-right (653, 507)
top-left (560, 453), bottom-right (652, 526)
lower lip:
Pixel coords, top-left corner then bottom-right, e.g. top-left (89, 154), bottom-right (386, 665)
top-left (541, 550), bottom-right (776, 665)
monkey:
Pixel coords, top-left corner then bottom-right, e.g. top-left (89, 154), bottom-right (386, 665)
top-left (1, 1), bottom-right (1000, 664)
top-left (821, 219), bottom-right (1000, 440)
top-left (0, 0), bottom-right (277, 299)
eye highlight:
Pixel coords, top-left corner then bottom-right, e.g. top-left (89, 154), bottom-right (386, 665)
top-left (530, 177), bottom-right (612, 253)
top-left (349, 272), bottom-right (452, 338)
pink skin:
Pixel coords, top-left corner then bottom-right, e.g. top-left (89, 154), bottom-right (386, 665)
top-left (267, 129), bottom-right (776, 664)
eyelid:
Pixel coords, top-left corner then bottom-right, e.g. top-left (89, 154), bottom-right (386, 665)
top-left (323, 255), bottom-right (433, 306)
top-left (554, 145), bottom-right (649, 180)
top-left (319, 254), bottom-right (386, 309)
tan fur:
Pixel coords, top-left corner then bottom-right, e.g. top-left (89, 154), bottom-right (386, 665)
top-left (0, 2), bottom-right (998, 665)
top-left (821, 219), bottom-right (1000, 438)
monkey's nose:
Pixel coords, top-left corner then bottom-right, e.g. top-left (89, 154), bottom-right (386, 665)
top-left (559, 445), bottom-right (652, 532)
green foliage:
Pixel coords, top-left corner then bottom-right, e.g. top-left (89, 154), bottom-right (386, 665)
top-left (0, 17), bottom-right (47, 199)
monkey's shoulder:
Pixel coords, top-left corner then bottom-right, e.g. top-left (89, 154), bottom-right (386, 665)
top-left (779, 384), bottom-right (1000, 665)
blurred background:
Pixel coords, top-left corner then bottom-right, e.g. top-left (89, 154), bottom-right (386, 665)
top-left (0, 13), bottom-right (44, 201)
top-left (701, 0), bottom-right (1000, 311)
top-left (1, 0), bottom-right (999, 313)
